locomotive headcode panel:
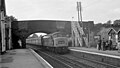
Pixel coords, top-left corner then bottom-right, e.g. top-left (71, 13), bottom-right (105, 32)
top-left (54, 37), bottom-right (68, 47)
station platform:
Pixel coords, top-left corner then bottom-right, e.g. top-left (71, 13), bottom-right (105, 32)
top-left (69, 47), bottom-right (120, 56)
top-left (0, 49), bottom-right (53, 68)
top-left (69, 47), bottom-right (120, 67)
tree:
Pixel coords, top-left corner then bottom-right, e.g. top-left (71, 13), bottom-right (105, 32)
top-left (93, 23), bottom-right (103, 35)
top-left (113, 19), bottom-right (120, 25)
top-left (106, 20), bottom-right (112, 24)
top-left (5, 15), bottom-right (17, 24)
top-left (9, 16), bottom-right (17, 21)
top-left (94, 23), bottom-right (103, 29)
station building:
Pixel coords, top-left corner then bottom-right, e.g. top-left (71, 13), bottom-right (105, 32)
top-left (0, 0), bottom-right (12, 54)
top-left (97, 25), bottom-right (120, 49)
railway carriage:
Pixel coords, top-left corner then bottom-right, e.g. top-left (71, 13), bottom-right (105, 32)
top-left (26, 37), bottom-right (42, 45)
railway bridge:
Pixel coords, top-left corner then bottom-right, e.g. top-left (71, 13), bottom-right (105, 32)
top-left (12, 20), bottom-right (71, 48)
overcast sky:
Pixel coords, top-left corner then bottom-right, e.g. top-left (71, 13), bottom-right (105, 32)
top-left (5, 0), bottom-right (120, 24)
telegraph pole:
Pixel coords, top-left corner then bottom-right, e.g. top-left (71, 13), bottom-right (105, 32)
top-left (77, 2), bottom-right (83, 46)
top-left (77, 2), bottom-right (83, 26)
top-left (77, 2), bottom-right (80, 23)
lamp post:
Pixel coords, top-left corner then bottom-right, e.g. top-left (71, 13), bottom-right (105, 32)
top-left (88, 23), bottom-right (90, 47)
top-left (71, 17), bottom-right (75, 47)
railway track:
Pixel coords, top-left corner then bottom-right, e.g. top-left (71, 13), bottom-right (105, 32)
top-left (27, 45), bottom-right (70, 68)
top-left (40, 50), bottom-right (94, 68)
top-left (62, 54), bottom-right (118, 68)
top-left (27, 45), bottom-right (120, 68)
top-left (27, 45), bottom-right (92, 68)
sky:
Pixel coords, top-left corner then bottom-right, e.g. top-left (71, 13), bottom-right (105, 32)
top-left (29, 33), bottom-right (47, 37)
top-left (5, 0), bottom-right (120, 24)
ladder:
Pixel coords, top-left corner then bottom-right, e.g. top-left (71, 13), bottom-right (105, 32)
top-left (71, 21), bottom-right (84, 47)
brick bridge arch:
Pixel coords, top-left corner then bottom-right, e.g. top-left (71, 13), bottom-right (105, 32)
top-left (12, 20), bottom-right (71, 48)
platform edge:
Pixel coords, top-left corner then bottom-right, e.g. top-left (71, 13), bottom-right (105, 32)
top-left (29, 48), bottom-right (53, 68)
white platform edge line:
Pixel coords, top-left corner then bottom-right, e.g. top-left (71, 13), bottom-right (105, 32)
top-left (70, 49), bottom-right (120, 59)
top-left (29, 49), bottom-right (53, 68)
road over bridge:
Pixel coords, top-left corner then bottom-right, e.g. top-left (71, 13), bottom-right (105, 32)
top-left (12, 20), bottom-right (71, 48)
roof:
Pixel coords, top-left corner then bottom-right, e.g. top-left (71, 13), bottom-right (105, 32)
top-left (118, 29), bottom-right (120, 33)
top-left (97, 27), bottom-right (120, 35)
top-left (104, 24), bottom-right (120, 33)
top-left (108, 28), bottom-right (117, 35)
top-left (97, 28), bottom-right (111, 35)
top-left (112, 27), bottom-right (120, 32)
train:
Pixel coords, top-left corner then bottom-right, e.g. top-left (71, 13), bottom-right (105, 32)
top-left (26, 32), bottom-right (70, 53)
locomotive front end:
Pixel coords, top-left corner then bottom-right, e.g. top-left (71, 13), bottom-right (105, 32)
top-left (53, 37), bottom-right (69, 53)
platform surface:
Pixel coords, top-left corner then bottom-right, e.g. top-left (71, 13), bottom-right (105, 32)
top-left (69, 47), bottom-right (120, 56)
top-left (0, 49), bottom-right (52, 68)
